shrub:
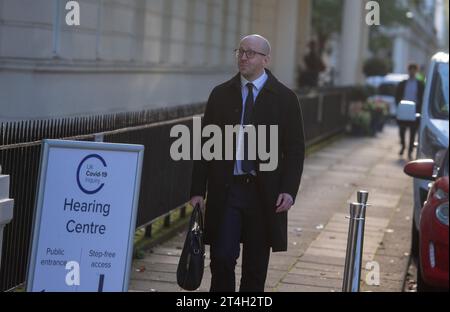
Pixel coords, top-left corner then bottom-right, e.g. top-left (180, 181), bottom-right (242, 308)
top-left (350, 111), bottom-right (372, 136)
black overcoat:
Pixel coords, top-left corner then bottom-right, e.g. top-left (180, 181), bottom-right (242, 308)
top-left (190, 69), bottom-right (305, 252)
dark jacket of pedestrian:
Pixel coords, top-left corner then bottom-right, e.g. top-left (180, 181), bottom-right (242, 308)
top-left (395, 78), bottom-right (425, 119)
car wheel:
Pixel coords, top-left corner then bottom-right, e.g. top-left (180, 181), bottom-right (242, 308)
top-left (416, 254), bottom-right (442, 292)
top-left (417, 258), bottom-right (429, 291)
top-left (411, 216), bottom-right (419, 261)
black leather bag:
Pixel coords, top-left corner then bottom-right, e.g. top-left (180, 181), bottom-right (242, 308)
top-left (176, 204), bottom-right (205, 290)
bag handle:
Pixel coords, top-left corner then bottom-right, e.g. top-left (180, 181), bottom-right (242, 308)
top-left (190, 203), bottom-right (203, 233)
top-left (189, 203), bottom-right (204, 255)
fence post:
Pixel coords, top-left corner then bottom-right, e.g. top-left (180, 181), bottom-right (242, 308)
top-left (164, 214), bottom-right (171, 228)
top-left (144, 224), bottom-right (152, 238)
top-left (0, 166), bottom-right (14, 271)
top-left (180, 206), bottom-right (186, 219)
top-left (342, 190), bottom-right (369, 292)
top-left (317, 94), bottom-right (324, 123)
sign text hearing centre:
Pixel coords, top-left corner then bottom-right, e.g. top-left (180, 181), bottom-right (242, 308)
top-left (27, 140), bottom-right (144, 292)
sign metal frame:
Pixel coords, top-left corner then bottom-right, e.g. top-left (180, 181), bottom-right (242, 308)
top-left (26, 139), bottom-right (144, 292)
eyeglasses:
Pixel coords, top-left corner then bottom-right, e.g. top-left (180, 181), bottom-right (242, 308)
top-left (234, 48), bottom-right (266, 59)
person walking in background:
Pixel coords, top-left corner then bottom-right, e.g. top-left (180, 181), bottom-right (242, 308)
top-left (190, 34), bottom-right (305, 292)
top-left (299, 40), bottom-right (326, 88)
top-left (395, 63), bottom-right (425, 160)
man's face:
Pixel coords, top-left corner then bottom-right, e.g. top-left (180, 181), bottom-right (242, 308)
top-left (237, 38), bottom-right (269, 80)
top-left (408, 68), bottom-right (417, 78)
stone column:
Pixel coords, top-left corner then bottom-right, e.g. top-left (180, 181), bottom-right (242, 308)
top-left (393, 33), bottom-right (408, 73)
top-left (297, 0), bottom-right (312, 71)
top-left (338, 0), bottom-right (369, 85)
top-left (272, 0), bottom-right (299, 88)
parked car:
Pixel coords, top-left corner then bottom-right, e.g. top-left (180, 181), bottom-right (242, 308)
top-left (366, 73), bottom-right (409, 117)
top-left (412, 52), bottom-right (449, 260)
top-left (404, 148), bottom-right (449, 291)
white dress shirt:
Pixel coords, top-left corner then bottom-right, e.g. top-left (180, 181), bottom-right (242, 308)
top-left (234, 70), bottom-right (268, 175)
top-left (404, 78), bottom-right (418, 103)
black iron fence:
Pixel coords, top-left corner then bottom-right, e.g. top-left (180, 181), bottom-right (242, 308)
top-left (0, 104), bottom-right (203, 291)
top-left (0, 86), bottom-right (354, 291)
top-left (103, 118), bottom-right (195, 227)
top-left (301, 91), bottom-right (348, 143)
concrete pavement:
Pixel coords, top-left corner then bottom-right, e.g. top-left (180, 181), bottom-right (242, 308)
top-left (129, 124), bottom-right (414, 292)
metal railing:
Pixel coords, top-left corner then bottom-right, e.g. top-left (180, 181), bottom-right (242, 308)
top-left (0, 104), bottom-right (203, 291)
top-left (300, 91), bottom-right (349, 145)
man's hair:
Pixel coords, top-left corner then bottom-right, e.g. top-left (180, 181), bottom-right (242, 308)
top-left (408, 63), bottom-right (419, 71)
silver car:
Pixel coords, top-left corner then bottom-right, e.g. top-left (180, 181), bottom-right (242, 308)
top-left (412, 52), bottom-right (449, 258)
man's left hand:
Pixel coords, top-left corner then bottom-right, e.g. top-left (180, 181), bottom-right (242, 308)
top-left (275, 193), bottom-right (293, 213)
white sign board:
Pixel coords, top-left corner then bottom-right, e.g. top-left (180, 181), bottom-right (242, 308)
top-left (27, 139), bottom-right (144, 292)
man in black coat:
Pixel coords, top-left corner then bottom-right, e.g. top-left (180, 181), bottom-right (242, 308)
top-left (189, 34), bottom-right (305, 292)
top-left (395, 63), bottom-right (425, 159)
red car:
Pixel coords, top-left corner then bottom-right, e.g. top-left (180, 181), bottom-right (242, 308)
top-left (404, 149), bottom-right (449, 292)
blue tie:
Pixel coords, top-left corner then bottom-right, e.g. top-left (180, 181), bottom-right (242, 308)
top-left (242, 83), bottom-right (255, 174)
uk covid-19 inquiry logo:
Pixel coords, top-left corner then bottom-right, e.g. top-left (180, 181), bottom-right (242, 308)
top-left (76, 154), bottom-right (108, 195)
